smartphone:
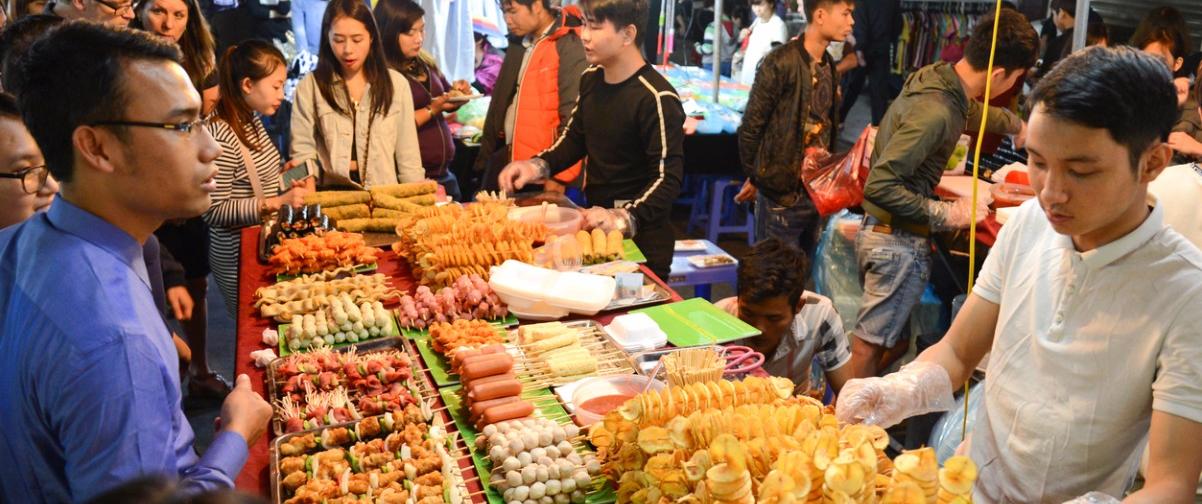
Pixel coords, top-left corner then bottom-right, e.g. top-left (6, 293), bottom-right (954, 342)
top-left (283, 159), bottom-right (317, 187)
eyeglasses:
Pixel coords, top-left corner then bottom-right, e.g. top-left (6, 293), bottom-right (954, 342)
top-left (0, 165), bottom-right (50, 195)
top-left (93, 0), bottom-right (134, 16)
top-left (89, 118), bottom-right (209, 135)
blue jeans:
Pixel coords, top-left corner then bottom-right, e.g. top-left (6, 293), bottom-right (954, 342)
top-left (755, 191), bottom-right (821, 261)
top-left (436, 171), bottom-right (462, 202)
top-left (853, 214), bottom-right (931, 347)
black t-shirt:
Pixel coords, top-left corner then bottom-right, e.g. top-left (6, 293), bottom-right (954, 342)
top-left (537, 63), bottom-right (685, 277)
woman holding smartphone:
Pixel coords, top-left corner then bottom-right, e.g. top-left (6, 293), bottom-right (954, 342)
top-left (204, 40), bottom-right (312, 318)
top-left (291, 0), bottom-right (424, 189)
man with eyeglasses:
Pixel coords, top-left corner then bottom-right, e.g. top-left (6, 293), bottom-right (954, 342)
top-left (45, 0), bottom-right (134, 26)
top-left (0, 92), bottom-right (57, 228)
top-left (0, 23), bottom-right (272, 502)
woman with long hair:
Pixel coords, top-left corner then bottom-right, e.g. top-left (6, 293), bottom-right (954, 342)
top-left (132, 0), bottom-right (219, 114)
top-left (204, 40), bottom-right (310, 319)
top-left (291, 0), bottom-right (423, 188)
top-left (374, 0), bottom-right (469, 200)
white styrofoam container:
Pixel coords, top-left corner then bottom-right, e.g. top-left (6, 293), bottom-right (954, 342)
top-left (604, 313), bottom-right (667, 352)
top-left (489, 260), bottom-right (558, 301)
top-left (544, 271), bottom-right (616, 315)
top-left (489, 260), bottom-right (616, 316)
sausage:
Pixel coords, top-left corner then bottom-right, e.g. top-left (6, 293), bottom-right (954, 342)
top-left (468, 379), bottom-right (522, 402)
top-left (451, 344), bottom-right (507, 370)
top-left (450, 348), bottom-right (482, 369)
top-left (460, 351), bottom-right (513, 370)
top-left (479, 400), bottom-right (535, 428)
top-left (469, 396), bottom-right (522, 421)
top-left (478, 343), bottom-right (507, 354)
top-left (460, 353), bottom-right (514, 379)
top-left (463, 372), bottom-right (517, 388)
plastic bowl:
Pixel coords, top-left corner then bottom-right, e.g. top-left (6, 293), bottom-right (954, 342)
top-left (571, 375), bottom-right (664, 426)
top-left (511, 205), bottom-right (582, 236)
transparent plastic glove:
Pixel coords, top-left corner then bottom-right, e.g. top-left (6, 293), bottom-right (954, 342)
top-left (1061, 492), bottom-right (1120, 504)
top-left (498, 158), bottom-right (550, 194)
top-left (835, 360), bottom-right (956, 428)
top-left (926, 193), bottom-right (992, 232)
top-left (583, 207), bottom-right (637, 237)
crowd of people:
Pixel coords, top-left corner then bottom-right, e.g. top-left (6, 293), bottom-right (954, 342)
top-left (1, 0), bottom-right (1202, 502)
top-left (0, 0), bottom-right (685, 499)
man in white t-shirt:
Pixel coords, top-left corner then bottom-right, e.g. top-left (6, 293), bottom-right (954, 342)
top-left (1149, 162), bottom-right (1202, 249)
top-left (836, 46), bottom-right (1202, 503)
top-left (714, 238), bottom-right (854, 397)
top-left (737, 0), bottom-right (788, 86)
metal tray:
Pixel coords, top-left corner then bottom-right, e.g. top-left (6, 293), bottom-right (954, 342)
top-left (266, 336), bottom-right (439, 437)
top-left (270, 412), bottom-right (474, 504)
top-left (508, 320), bottom-right (637, 387)
top-left (600, 279), bottom-right (672, 312)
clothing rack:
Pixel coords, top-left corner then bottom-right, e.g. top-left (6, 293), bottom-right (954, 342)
top-left (894, 1), bottom-right (994, 73)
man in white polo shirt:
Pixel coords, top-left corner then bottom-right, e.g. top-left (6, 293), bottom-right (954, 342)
top-left (835, 46), bottom-right (1202, 503)
top-left (1153, 81), bottom-right (1202, 249)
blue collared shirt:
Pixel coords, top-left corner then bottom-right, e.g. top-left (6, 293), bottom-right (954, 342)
top-left (0, 199), bottom-right (248, 503)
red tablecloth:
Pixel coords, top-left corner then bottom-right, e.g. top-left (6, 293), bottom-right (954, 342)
top-left (232, 226), bottom-right (681, 496)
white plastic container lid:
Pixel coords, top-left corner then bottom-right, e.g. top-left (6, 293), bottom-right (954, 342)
top-left (604, 313), bottom-right (667, 352)
top-left (489, 260), bottom-right (558, 300)
top-left (544, 271), bottom-right (616, 315)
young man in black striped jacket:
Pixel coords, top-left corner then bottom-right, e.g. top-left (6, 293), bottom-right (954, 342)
top-left (498, 0), bottom-right (684, 280)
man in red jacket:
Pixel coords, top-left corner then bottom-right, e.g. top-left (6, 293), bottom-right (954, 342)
top-left (475, 0), bottom-right (589, 195)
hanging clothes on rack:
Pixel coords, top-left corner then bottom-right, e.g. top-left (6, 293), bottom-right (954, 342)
top-left (893, 1), bottom-right (992, 75)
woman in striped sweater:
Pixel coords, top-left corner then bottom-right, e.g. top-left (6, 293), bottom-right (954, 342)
top-left (204, 41), bottom-right (312, 317)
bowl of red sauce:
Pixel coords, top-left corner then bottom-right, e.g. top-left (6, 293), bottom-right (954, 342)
top-left (571, 375), bottom-right (665, 426)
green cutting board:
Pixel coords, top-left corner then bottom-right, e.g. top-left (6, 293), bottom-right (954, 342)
top-left (401, 316), bottom-right (516, 386)
top-left (438, 385), bottom-right (616, 504)
top-left (277, 312), bottom-right (400, 356)
top-left (622, 239), bottom-right (646, 263)
top-left (632, 297), bottom-right (761, 346)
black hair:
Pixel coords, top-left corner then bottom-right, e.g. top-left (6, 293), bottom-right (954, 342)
top-left (501, 0), bottom-right (553, 12)
top-left (737, 238), bottom-right (809, 310)
top-left (581, 0), bottom-right (648, 47)
top-left (374, 0), bottom-right (439, 78)
top-left (0, 92), bottom-right (18, 118)
top-left (750, 0), bottom-right (775, 7)
top-left (0, 14), bottom-right (64, 94)
top-left (13, 21), bottom-right (181, 184)
top-left (964, 9), bottom-right (1038, 72)
top-left (802, 0), bottom-right (853, 23)
top-left (1195, 68), bottom-right (1202, 108)
top-left (314, 0), bottom-right (394, 118)
top-left (215, 40), bottom-right (286, 150)
top-left (1130, 7), bottom-right (1190, 62)
top-left (1051, 0), bottom-right (1076, 17)
top-left (1029, 46), bottom-right (1177, 171)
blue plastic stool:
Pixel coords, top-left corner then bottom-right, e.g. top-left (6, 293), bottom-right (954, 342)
top-left (690, 177), bottom-right (755, 245)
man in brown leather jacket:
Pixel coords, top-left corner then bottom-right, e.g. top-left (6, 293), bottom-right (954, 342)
top-left (736, 0), bottom-right (853, 260)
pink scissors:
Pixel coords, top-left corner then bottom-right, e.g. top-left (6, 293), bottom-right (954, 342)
top-left (720, 345), bottom-right (764, 375)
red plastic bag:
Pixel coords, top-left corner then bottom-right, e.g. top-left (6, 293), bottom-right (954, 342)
top-left (800, 126), bottom-right (875, 217)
